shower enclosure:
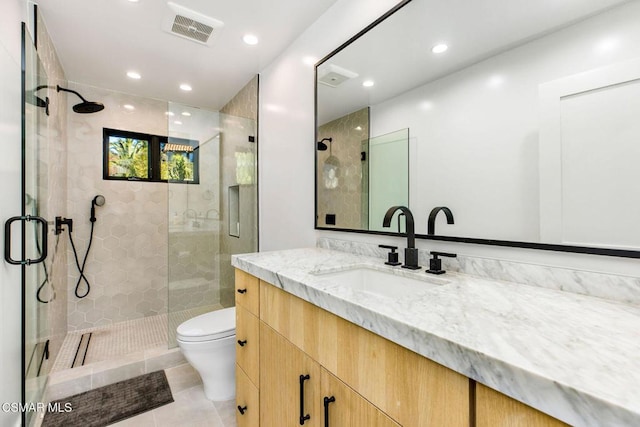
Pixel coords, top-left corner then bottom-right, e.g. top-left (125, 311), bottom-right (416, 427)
top-left (167, 101), bottom-right (258, 347)
top-left (9, 6), bottom-right (258, 420)
top-left (13, 21), bottom-right (65, 426)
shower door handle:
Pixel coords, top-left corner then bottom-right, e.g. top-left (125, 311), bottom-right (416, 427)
top-left (4, 215), bottom-right (48, 265)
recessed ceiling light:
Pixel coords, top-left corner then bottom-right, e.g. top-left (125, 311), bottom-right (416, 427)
top-left (243, 34), bottom-right (259, 45)
top-left (123, 104), bottom-right (135, 110)
top-left (181, 111), bottom-right (191, 117)
top-left (303, 56), bottom-right (317, 66)
top-left (174, 121), bottom-right (183, 125)
top-left (419, 100), bottom-right (434, 111)
top-left (595, 37), bottom-right (619, 53)
top-left (165, 111), bottom-right (174, 116)
top-left (362, 80), bottom-right (374, 87)
top-left (179, 83), bottom-right (192, 91)
top-left (127, 0), bottom-right (140, 3)
top-left (126, 71), bottom-right (141, 79)
top-left (432, 43), bottom-right (449, 54)
top-left (488, 75), bottom-right (505, 87)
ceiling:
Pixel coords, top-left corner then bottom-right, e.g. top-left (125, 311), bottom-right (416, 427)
top-left (317, 0), bottom-right (629, 124)
top-left (36, 0), bottom-right (339, 111)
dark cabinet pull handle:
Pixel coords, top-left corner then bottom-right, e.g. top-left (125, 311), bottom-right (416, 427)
top-left (323, 396), bottom-right (335, 427)
top-left (299, 374), bottom-right (311, 425)
top-left (237, 288), bottom-right (247, 294)
top-left (237, 405), bottom-right (247, 415)
top-left (237, 339), bottom-right (247, 347)
top-left (4, 215), bottom-right (48, 265)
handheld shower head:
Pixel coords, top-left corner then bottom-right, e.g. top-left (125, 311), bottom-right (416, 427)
top-left (90, 195), bottom-right (106, 223)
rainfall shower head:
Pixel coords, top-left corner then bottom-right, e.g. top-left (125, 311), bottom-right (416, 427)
top-left (57, 85), bottom-right (105, 114)
top-left (73, 101), bottom-right (104, 114)
top-left (317, 137), bottom-right (332, 151)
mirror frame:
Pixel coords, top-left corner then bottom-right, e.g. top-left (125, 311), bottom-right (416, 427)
top-left (314, 0), bottom-right (640, 259)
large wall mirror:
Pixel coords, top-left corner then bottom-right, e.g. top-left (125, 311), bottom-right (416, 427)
top-left (315, 0), bottom-right (640, 258)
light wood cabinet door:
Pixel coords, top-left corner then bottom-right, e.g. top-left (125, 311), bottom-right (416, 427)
top-left (260, 281), bottom-right (470, 427)
top-left (260, 322), bottom-right (321, 427)
top-left (476, 383), bottom-right (569, 427)
top-left (236, 305), bottom-right (259, 387)
top-left (320, 367), bottom-right (400, 427)
top-left (236, 367), bottom-right (259, 427)
top-left (235, 269), bottom-right (259, 316)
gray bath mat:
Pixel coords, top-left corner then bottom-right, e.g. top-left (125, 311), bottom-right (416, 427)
top-left (42, 370), bottom-right (174, 426)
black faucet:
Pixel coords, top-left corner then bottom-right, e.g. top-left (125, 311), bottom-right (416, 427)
top-left (382, 206), bottom-right (420, 270)
top-left (427, 206), bottom-right (454, 235)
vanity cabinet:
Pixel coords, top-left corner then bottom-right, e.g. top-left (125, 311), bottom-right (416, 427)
top-left (235, 305), bottom-right (259, 385)
top-left (320, 365), bottom-right (400, 427)
top-left (260, 321), bottom-right (398, 427)
top-left (259, 280), bottom-right (470, 427)
top-left (475, 383), bottom-right (569, 427)
top-left (235, 368), bottom-right (259, 427)
top-left (259, 322), bottom-right (321, 426)
top-left (235, 270), bottom-right (260, 424)
top-left (235, 269), bottom-right (566, 426)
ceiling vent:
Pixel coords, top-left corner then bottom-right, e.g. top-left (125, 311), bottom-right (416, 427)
top-left (162, 2), bottom-right (224, 46)
top-left (318, 64), bottom-right (359, 88)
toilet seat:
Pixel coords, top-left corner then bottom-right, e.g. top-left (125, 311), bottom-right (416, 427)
top-left (176, 307), bottom-right (236, 342)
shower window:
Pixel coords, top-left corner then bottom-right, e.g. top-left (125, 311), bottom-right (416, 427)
top-left (160, 141), bottom-right (199, 183)
top-left (103, 127), bottom-right (199, 183)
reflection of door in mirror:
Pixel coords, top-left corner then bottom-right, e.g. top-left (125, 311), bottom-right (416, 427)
top-left (368, 129), bottom-right (409, 232)
top-left (539, 59), bottom-right (640, 249)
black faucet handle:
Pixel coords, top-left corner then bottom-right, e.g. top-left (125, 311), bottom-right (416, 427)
top-left (379, 245), bottom-right (401, 266)
top-left (426, 251), bottom-right (457, 275)
top-left (430, 251), bottom-right (457, 258)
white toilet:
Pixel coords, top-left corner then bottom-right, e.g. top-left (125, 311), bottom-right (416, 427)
top-left (176, 307), bottom-right (236, 401)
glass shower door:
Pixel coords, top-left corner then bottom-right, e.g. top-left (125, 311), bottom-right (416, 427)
top-left (23, 25), bottom-right (51, 426)
top-left (167, 105), bottom-right (222, 347)
top-left (166, 106), bottom-right (258, 348)
top-left (218, 112), bottom-right (258, 308)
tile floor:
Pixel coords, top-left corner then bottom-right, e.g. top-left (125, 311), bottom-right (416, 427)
top-left (111, 363), bottom-right (237, 427)
top-left (45, 305), bottom-right (235, 426)
top-left (53, 305), bottom-right (222, 371)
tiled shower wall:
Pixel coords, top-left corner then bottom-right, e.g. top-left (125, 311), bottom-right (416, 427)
top-left (66, 84), bottom-right (168, 331)
top-left (317, 107), bottom-right (370, 229)
top-left (35, 13), bottom-right (68, 366)
top-left (65, 77), bottom-right (258, 329)
top-left (219, 76), bottom-right (259, 308)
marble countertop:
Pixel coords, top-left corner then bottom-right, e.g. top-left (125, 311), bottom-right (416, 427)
top-left (232, 248), bottom-right (640, 427)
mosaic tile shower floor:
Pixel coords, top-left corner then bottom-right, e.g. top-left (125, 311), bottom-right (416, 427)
top-left (53, 305), bottom-right (222, 371)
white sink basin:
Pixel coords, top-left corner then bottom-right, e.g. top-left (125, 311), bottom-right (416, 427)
top-left (313, 266), bottom-right (448, 299)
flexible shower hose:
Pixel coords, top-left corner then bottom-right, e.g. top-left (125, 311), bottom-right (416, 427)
top-left (68, 221), bottom-right (96, 299)
top-left (36, 233), bottom-right (59, 304)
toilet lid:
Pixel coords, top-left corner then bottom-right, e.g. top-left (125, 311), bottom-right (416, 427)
top-left (176, 307), bottom-right (236, 342)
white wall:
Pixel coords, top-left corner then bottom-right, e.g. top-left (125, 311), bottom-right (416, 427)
top-left (259, 0), bottom-right (640, 277)
top-left (0, 1), bottom-right (28, 425)
top-left (369, 1), bottom-right (640, 243)
top-left (259, 0), bottom-right (402, 251)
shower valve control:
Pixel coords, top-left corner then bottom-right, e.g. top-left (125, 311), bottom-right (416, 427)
top-left (55, 216), bottom-right (73, 235)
